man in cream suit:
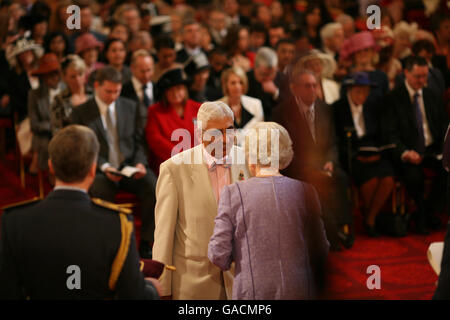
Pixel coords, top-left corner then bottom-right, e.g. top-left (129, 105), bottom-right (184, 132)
top-left (153, 101), bottom-right (250, 300)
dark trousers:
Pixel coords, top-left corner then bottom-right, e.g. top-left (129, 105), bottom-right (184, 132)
top-left (90, 170), bottom-right (157, 243)
top-left (397, 155), bottom-right (447, 222)
top-left (301, 166), bottom-right (352, 244)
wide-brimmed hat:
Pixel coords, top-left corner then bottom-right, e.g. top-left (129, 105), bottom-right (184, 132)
top-left (297, 49), bottom-right (336, 78)
top-left (154, 67), bottom-right (189, 101)
top-left (31, 53), bottom-right (60, 76)
top-left (75, 33), bottom-right (104, 55)
top-left (340, 31), bottom-right (377, 63)
top-left (5, 38), bottom-right (44, 68)
top-left (342, 72), bottom-right (377, 88)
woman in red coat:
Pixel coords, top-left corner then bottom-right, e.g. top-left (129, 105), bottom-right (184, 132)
top-left (146, 68), bottom-right (201, 172)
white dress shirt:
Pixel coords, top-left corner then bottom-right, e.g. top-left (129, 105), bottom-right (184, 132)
top-left (347, 93), bottom-right (366, 138)
top-left (131, 76), bottom-right (153, 104)
top-left (404, 80), bottom-right (433, 147)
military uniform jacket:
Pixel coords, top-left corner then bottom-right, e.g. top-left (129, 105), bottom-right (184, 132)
top-left (0, 189), bottom-right (157, 300)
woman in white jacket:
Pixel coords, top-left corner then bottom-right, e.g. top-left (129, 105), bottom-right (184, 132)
top-left (219, 66), bottom-right (264, 145)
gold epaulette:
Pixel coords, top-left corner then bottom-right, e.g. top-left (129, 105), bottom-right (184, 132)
top-left (2, 197), bottom-right (41, 212)
top-left (91, 198), bottom-right (132, 214)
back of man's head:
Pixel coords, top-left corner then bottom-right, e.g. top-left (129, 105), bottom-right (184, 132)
top-left (49, 125), bottom-right (99, 183)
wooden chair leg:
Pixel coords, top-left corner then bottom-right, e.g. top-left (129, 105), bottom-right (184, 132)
top-left (20, 152), bottom-right (25, 189)
top-left (392, 181), bottom-right (397, 214)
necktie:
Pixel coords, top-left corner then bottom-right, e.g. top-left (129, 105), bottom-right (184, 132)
top-left (307, 107), bottom-right (315, 141)
top-left (142, 84), bottom-right (151, 107)
top-left (105, 106), bottom-right (123, 168)
top-left (413, 92), bottom-right (425, 153)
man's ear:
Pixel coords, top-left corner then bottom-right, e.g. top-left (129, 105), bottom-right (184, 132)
top-left (89, 162), bottom-right (97, 178)
top-left (48, 159), bottom-right (55, 175)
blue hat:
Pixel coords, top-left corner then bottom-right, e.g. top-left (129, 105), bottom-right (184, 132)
top-left (342, 72), bottom-right (377, 87)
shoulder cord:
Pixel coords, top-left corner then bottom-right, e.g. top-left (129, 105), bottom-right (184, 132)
top-left (108, 213), bottom-right (133, 292)
top-left (236, 183), bottom-right (256, 300)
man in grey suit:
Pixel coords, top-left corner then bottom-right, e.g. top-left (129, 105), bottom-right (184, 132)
top-left (70, 66), bottom-right (157, 259)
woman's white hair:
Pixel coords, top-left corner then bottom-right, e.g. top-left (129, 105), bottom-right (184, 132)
top-left (197, 101), bottom-right (234, 129)
top-left (245, 122), bottom-right (293, 170)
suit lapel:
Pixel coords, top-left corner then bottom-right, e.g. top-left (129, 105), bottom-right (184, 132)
top-left (90, 99), bottom-right (108, 144)
top-left (399, 84), bottom-right (418, 133)
top-left (189, 145), bottom-right (217, 214)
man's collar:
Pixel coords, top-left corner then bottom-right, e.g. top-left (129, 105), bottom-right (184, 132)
top-left (202, 145), bottom-right (230, 169)
top-left (94, 95), bottom-right (114, 114)
top-left (295, 96), bottom-right (315, 112)
top-left (54, 185), bottom-right (88, 194)
top-left (404, 79), bottom-right (423, 98)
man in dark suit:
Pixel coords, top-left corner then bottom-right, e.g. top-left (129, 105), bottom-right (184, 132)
top-left (247, 47), bottom-right (280, 120)
top-left (70, 66), bottom-right (157, 258)
top-left (272, 68), bottom-right (353, 250)
top-left (176, 19), bottom-right (208, 65)
top-left (383, 56), bottom-right (449, 234)
top-left (0, 125), bottom-right (160, 299)
top-left (121, 49), bottom-right (155, 129)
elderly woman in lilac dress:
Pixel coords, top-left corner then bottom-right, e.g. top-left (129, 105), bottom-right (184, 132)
top-left (208, 122), bottom-right (329, 300)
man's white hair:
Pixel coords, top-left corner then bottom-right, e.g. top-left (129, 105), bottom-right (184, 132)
top-left (254, 47), bottom-right (278, 69)
top-left (320, 22), bottom-right (343, 42)
top-left (197, 101), bottom-right (234, 129)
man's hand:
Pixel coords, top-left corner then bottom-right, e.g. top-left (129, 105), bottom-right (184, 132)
top-left (1, 95), bottom-right (10, 109)
top-left (145, 277), bottom-right (163, 297)
top-left (402, 150), bottom-right (422, 165)
top-left (104, 167), bottom-right (123, 182)
top-left (323, 161), bottom-right (334, 173)
top-left (134, 163), bottom-right (147, 180)
top-left (262, 81), bottom-right (278, 96)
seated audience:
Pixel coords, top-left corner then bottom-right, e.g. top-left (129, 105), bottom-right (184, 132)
top-left (272, 67), bottom-right (352, 251)
top-left (208, 121), bottom-right (329, 299)
top-left (28, 53), bottom-right (63, 172)
top-left (184, 53), bottom-right (211, 103)
top-left (50, 54), bottom-right (92, 133)
top-left (205, 47), bottom-right (229, 101)
top-left (298, 49), bottom-right (340, 105)
top-left (70, 66), bottom-right (157, 259)
top-left (121, 49), bottom-right (155, 129)
top-left (145, 68), bottom-right (201, 172)
top-left (153, 35), bottom-right (183, 83)
top-left (382, 57), bottom-right (449, 234)
top-left (75, 33), bottom-right (104, 86)
top-left (320, 22), bottom-right (344, 62)
top-left (219, 66), bottom-right (264, 134)
top-left (246, 47), bottom-right (279, 120)
top-left (333, 72), bottom-right (395, 237)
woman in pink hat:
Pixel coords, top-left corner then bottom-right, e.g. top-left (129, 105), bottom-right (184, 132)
top-left (75, 33), bottom-right (105, 86)
top-left (339, 31), bottom-right (389, 120)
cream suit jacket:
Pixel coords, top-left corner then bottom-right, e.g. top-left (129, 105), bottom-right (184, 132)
top-left (153, 144), bottom-right (250, 299)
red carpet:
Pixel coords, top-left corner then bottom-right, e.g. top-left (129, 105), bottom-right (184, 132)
top-left (0, 153), bottom-right (447, 300)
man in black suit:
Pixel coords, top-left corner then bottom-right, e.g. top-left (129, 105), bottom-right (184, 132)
top-left (383, 56), bottom-right (449, 234)
top-left (0, 125), bottom-right (160, 299)
top-left (71, 66), bottom-right (157, 258)
top-left (247, 47), bottom-right (280, 120)
top-left (176, 19), bottom-right (208, 65)
top-left (272, 68), bottom-right (353, 251)
top-left (121, 49), bottom-right (155, 129)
